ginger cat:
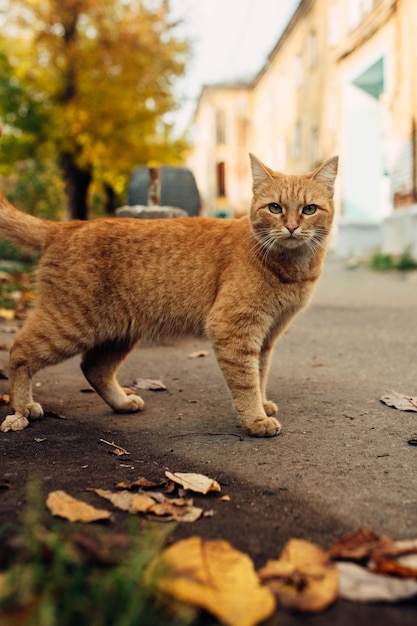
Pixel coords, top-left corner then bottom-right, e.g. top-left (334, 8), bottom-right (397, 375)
top-left (0, 154), bottom-right (338, 436)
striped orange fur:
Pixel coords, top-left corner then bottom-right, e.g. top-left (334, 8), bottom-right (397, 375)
top-left (0, 154), bottom-right (337, 436)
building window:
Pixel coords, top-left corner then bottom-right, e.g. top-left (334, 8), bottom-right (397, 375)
top-left (308, 30), bottom-right (318, 68)
top-left (294, 53), bottom-right (303, 87)
top-left (216, 162), bottom-right (226, 197)
top-left (327, 3), bottom-right (339, 46)
top-left (348, 0), bottom-right (361, 28)
top-left (362, 0), bottom-right (373, 16)
top-left (293, 121), bottom-right (302, 159)
top-left (310, 126), bottom-right (319, 167)
top-left (216, 109), bottom-right (226, 144)
top-left (349, 0), bottom-right (374, 29)
top-left (236, 117), bottom-right (248, 148)
top-left (327, 90), bottom-right (338, 132)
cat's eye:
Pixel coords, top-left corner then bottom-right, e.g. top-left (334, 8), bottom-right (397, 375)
top-left (302, 204), bottom-right (317, 215)
top-left (268, 203), bottom-right (283, 214)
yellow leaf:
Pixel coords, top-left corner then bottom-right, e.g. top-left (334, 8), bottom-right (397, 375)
top-left (259, 538), bottom-right (338, 613)
top-left (46, 490), bottom-right (111, 523)
top-left (164, 469), bottom-right (221, 494)
top-left (150, 536), bottom-right (276, 626)
top-left (0, 308), bottom-right (15, 320)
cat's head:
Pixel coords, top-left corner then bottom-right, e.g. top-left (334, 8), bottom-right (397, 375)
top-left (249, 154), bottom-right (338, 255)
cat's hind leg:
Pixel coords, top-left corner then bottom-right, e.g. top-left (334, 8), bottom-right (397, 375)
top-left (5, 313), bottom-right (82, 426)
top-left (81, 343), bottom-right (144, 413)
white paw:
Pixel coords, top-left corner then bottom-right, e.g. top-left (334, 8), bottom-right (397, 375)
top-left (1, 413), bottom-right (30, 432)
top-left (26, 403), bottom-right (44, 420)
top-left (263, 400), bottom-right (278, 416)
top-left (116, 394), bottom-right (145, 413)
top-left (246, 417), bottom-right (281, 438)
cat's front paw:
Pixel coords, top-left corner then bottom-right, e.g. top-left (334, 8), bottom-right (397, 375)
top-left (26, 402), bottom-right (44, 419)
top-left (263, 400), bottom-right (278, 416)
top-left (246, 417), bottom-right (281, 437)
top-left (115, 394), bottom-right (145, 413)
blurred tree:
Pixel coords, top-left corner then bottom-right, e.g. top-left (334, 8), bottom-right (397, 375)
top-left (0, 0), bottom-right (190, 219)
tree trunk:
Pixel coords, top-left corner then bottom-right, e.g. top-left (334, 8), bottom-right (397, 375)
top-left (61, 152), bottom-right (92, 220)
top-left (104, 183), bottom-right (117, 216)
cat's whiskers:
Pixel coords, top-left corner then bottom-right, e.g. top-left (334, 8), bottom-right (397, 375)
top-left (300, 228), bottom-right (328, 256)
top-left (253, 229), bottom-right (281, 266)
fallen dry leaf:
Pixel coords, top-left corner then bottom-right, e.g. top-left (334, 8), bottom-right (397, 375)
top-left (111, 448), bottom-right (128, 457)
top-left (165, 469), bottom-right (221, 494)
top-left (0, 308), bottom-right (15, 321)
top-left (336, 561), bottom-right (417, 603)
top-left (22, 291), bottom-right (36, 301)
top-left (149, 500), bottom-right (203, 523)
top-left (46, 490), bottom-right (111, 523)
top-left (0, 413), bottom-right (29, 432)
top-left (90, 488), bottom-right (156, 513)
top-left (329, 528), bottom-right (389, 561)
top-left (187, 350), bottom-right (209, 359)
top-left (116, 476), bottom-right (168, 490)
top-left (149, 536), bottom-right (275, 626)
top-left (91, 488), bottom-right (203, 522)
top-left (259, 538), bottom-right (338, 613)
top-left (371, 553), bottom-right (417, 578)
top-left (380, 390), bottom-right (417, 412)
top-left (330, 529), bottom-right (417, 572)
top-left (133, 378), bottom-right (167, 391)
top-left (0, 271), bottom-right (11, 283)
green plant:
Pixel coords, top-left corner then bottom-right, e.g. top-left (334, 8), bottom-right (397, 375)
top-left (0, 492), bottom-right (195, 626)
top-left (370, 249), bottom-right (417, 272)
top-left (370, 251), bottom-right (394, 272)
top-left (395, 249), bottom-right (417, 271)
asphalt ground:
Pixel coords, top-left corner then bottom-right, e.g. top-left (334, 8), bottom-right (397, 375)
top-left (1, 256), bottom-right (417, 625)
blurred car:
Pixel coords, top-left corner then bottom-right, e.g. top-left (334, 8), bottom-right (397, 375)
top-left (127, 166), bottom-right (201, 216)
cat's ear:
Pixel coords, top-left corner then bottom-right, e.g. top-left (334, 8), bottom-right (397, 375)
top-left (249, 153), bottom-right (274, 191)
top-left (311, 156), bottom-right (339, 195)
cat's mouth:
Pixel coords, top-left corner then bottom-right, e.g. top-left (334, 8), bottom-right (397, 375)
top-left (279, 234), bottom-right (304, 248)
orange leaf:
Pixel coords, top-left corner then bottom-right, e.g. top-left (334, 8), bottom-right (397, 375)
top-left (46, 490), bottom-right (111, 523)
top-left (259, 538), bottom-right (338, 613)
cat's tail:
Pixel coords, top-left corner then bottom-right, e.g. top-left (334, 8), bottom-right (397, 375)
top-left (0, 192), bottom-right (55, 254)
top-left (0, 125), bottom-right (54, 254)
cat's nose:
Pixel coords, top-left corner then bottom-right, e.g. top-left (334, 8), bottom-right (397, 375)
top-left (286, 225), bottom-right (298, 234)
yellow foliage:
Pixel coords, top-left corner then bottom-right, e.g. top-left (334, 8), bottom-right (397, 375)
top-left (149, 536), bottom-right (276, 626)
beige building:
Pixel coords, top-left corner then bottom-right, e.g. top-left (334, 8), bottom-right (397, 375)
top-left (190, 0), bottom-right (417, 257)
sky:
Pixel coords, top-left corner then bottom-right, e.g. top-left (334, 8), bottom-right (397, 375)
top-left (170, 0), bottom-right (300, 133)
